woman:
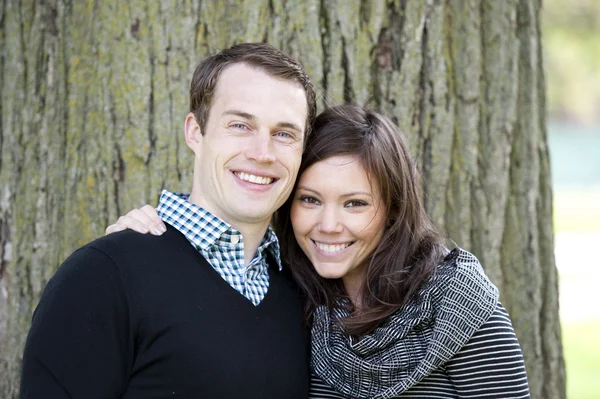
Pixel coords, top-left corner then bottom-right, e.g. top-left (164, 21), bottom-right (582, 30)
top-left (107, 105), bottom-right (530, 398)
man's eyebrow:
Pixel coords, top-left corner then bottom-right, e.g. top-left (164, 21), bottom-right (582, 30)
top-left (276, 122), bottom-right (303, 134)
top-left (222, 109), bottom-right (303, 133)
top-left (222, 109), bottom-right (256, 120)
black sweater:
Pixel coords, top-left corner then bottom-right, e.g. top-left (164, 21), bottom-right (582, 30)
top-left (20, 227), bottom-right (310, 398)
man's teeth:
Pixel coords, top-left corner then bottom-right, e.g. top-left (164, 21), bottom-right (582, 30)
top-left (315, 242), bottom-right (350, 253)
top-left (236, 172), bottom-right (273, 185)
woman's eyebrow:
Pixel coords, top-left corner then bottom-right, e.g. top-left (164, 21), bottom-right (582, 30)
top-left (297, 187), bottom-right (373, 198)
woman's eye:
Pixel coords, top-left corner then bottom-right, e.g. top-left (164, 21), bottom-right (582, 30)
top-left (299, 196), bottom-right (320, 205)
top-left (345, 200), bottom-right (367, 208)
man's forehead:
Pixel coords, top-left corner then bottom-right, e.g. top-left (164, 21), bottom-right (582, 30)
top-left (212, 64), bottom-right (308, 124)
top-left (216, 63), bottom-right (303, 94)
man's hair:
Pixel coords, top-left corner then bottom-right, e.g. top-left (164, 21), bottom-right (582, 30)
top-left (274, 105), bottom-right (446, 337)
top-left (189, 42), bottom-right (317, 141)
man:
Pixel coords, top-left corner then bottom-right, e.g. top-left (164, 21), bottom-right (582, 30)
top-left (20, 43), bottom-right (317, 398)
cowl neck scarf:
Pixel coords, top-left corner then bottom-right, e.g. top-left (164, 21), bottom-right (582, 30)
top-left (311, 248), bottom-right (499, 399)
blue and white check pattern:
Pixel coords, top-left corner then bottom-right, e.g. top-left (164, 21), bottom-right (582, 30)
top-left (156, 190), bottom-right (282, 306)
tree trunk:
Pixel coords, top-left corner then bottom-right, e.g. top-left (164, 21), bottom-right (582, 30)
top-left (0, 0), bottom-right (564, 397)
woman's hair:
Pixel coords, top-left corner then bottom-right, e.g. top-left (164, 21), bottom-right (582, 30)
top-left (274, 104), bottom-right (446, 336)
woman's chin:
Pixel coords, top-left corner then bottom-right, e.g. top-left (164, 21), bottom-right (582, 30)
top-left (314, 267), bottom-right (346, 280)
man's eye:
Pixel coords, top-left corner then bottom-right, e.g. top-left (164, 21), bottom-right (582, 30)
top-left (275, 131), bottom-right (294, 139)
top-left (231, 123), bottom-right (249, 130)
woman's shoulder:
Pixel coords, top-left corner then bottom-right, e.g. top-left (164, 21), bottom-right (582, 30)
top-left (408, 247), bottom-right (500, 341)
top-left (430, 247), bottom-right (498, 296)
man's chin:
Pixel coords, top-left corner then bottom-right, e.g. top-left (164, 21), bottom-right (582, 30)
top-left (230, 206), bottom-right (278, 225)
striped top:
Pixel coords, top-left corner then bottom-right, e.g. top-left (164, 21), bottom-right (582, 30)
top-left (309, 249), bottom-right (530, 399)
top-left (309, 304), bottom-right (530, 398)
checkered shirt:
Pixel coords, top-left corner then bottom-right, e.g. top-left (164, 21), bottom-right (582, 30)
top-left (156, 189), bottom-right (282, 306)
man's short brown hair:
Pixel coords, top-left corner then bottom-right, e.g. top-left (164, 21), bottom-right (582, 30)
top-left (189, 43), bottom-right (317, 142)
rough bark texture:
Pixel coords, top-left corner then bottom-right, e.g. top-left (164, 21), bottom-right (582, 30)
top-left (0, 0), bottom-right (565, 397)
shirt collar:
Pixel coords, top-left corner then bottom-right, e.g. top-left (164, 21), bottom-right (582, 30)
top-left (156, 190), bottom-right (282, 270)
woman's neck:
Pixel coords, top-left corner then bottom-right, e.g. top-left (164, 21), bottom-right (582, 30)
top-left (342, 272), bottom-right (364, 310)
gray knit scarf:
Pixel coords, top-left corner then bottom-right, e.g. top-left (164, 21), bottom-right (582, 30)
top-left (310, 248), bottom-right (499, 399)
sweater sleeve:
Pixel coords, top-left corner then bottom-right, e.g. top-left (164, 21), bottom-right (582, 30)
top-left (445, 302), bottom-right (531, 398)
top-left (20, 246), bottom-right (133, 399)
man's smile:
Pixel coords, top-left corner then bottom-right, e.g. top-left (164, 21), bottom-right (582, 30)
top-left (233, 171), bottom-right (276, 185)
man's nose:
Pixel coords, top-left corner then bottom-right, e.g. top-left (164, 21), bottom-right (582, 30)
top-left (246, 131), bottom-right (276, 163)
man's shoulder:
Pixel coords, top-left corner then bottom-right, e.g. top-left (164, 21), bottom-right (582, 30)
top-left (49, 227), bottom-right (201, 295)
top-left (86, 227), bottom-right (188, 257)
top-left (52, 231), bottom-right (161, 278)
top-left (65, 227), bottom-right (196, 277)
top-left (41, 234), bottom-right (151, 302)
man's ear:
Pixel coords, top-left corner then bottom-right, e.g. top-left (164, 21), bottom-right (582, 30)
top-left (184, 112), bottom-right (202, 151)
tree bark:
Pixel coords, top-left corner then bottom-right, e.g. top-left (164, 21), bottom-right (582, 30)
top-left (0, 0), bottom-right (565, 397)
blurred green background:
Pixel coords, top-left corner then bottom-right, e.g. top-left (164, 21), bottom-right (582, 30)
top-left (543, 1), bottom-right (600, 398)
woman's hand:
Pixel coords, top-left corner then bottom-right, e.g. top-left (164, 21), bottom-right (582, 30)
top-left (105, 205), bottom-right (166, 236)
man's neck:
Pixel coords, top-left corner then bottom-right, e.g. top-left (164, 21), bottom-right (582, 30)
top-left (237, 222), bottom-right (272, 266)
top-left (188, 192), bottom-right (272, 267)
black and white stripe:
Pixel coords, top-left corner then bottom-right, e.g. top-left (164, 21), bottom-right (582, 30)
top-left (309, 304), bottom-right (529, 398)
top-left (309, 249), bottom-right (530, 398)
top-left (310, 303), bottom-right (529, 399)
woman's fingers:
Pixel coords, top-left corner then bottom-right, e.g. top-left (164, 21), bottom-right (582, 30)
top-left (140, 205), bottom-right (167, 235)
top-left (104, 205), bottom-right (165, 236)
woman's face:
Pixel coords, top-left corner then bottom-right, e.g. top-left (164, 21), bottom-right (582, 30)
top-left (290, 155), bottom-right (387, 287)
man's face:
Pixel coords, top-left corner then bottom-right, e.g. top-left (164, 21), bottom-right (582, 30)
top-left (186, 63), bottom-right (307, 229)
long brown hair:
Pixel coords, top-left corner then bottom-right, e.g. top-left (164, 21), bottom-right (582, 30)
top-left (274, 105), bottom-right (446, 336)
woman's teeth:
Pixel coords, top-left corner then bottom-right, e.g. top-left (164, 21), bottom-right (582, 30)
top-left (315, 241), bottom-right (351, 253)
